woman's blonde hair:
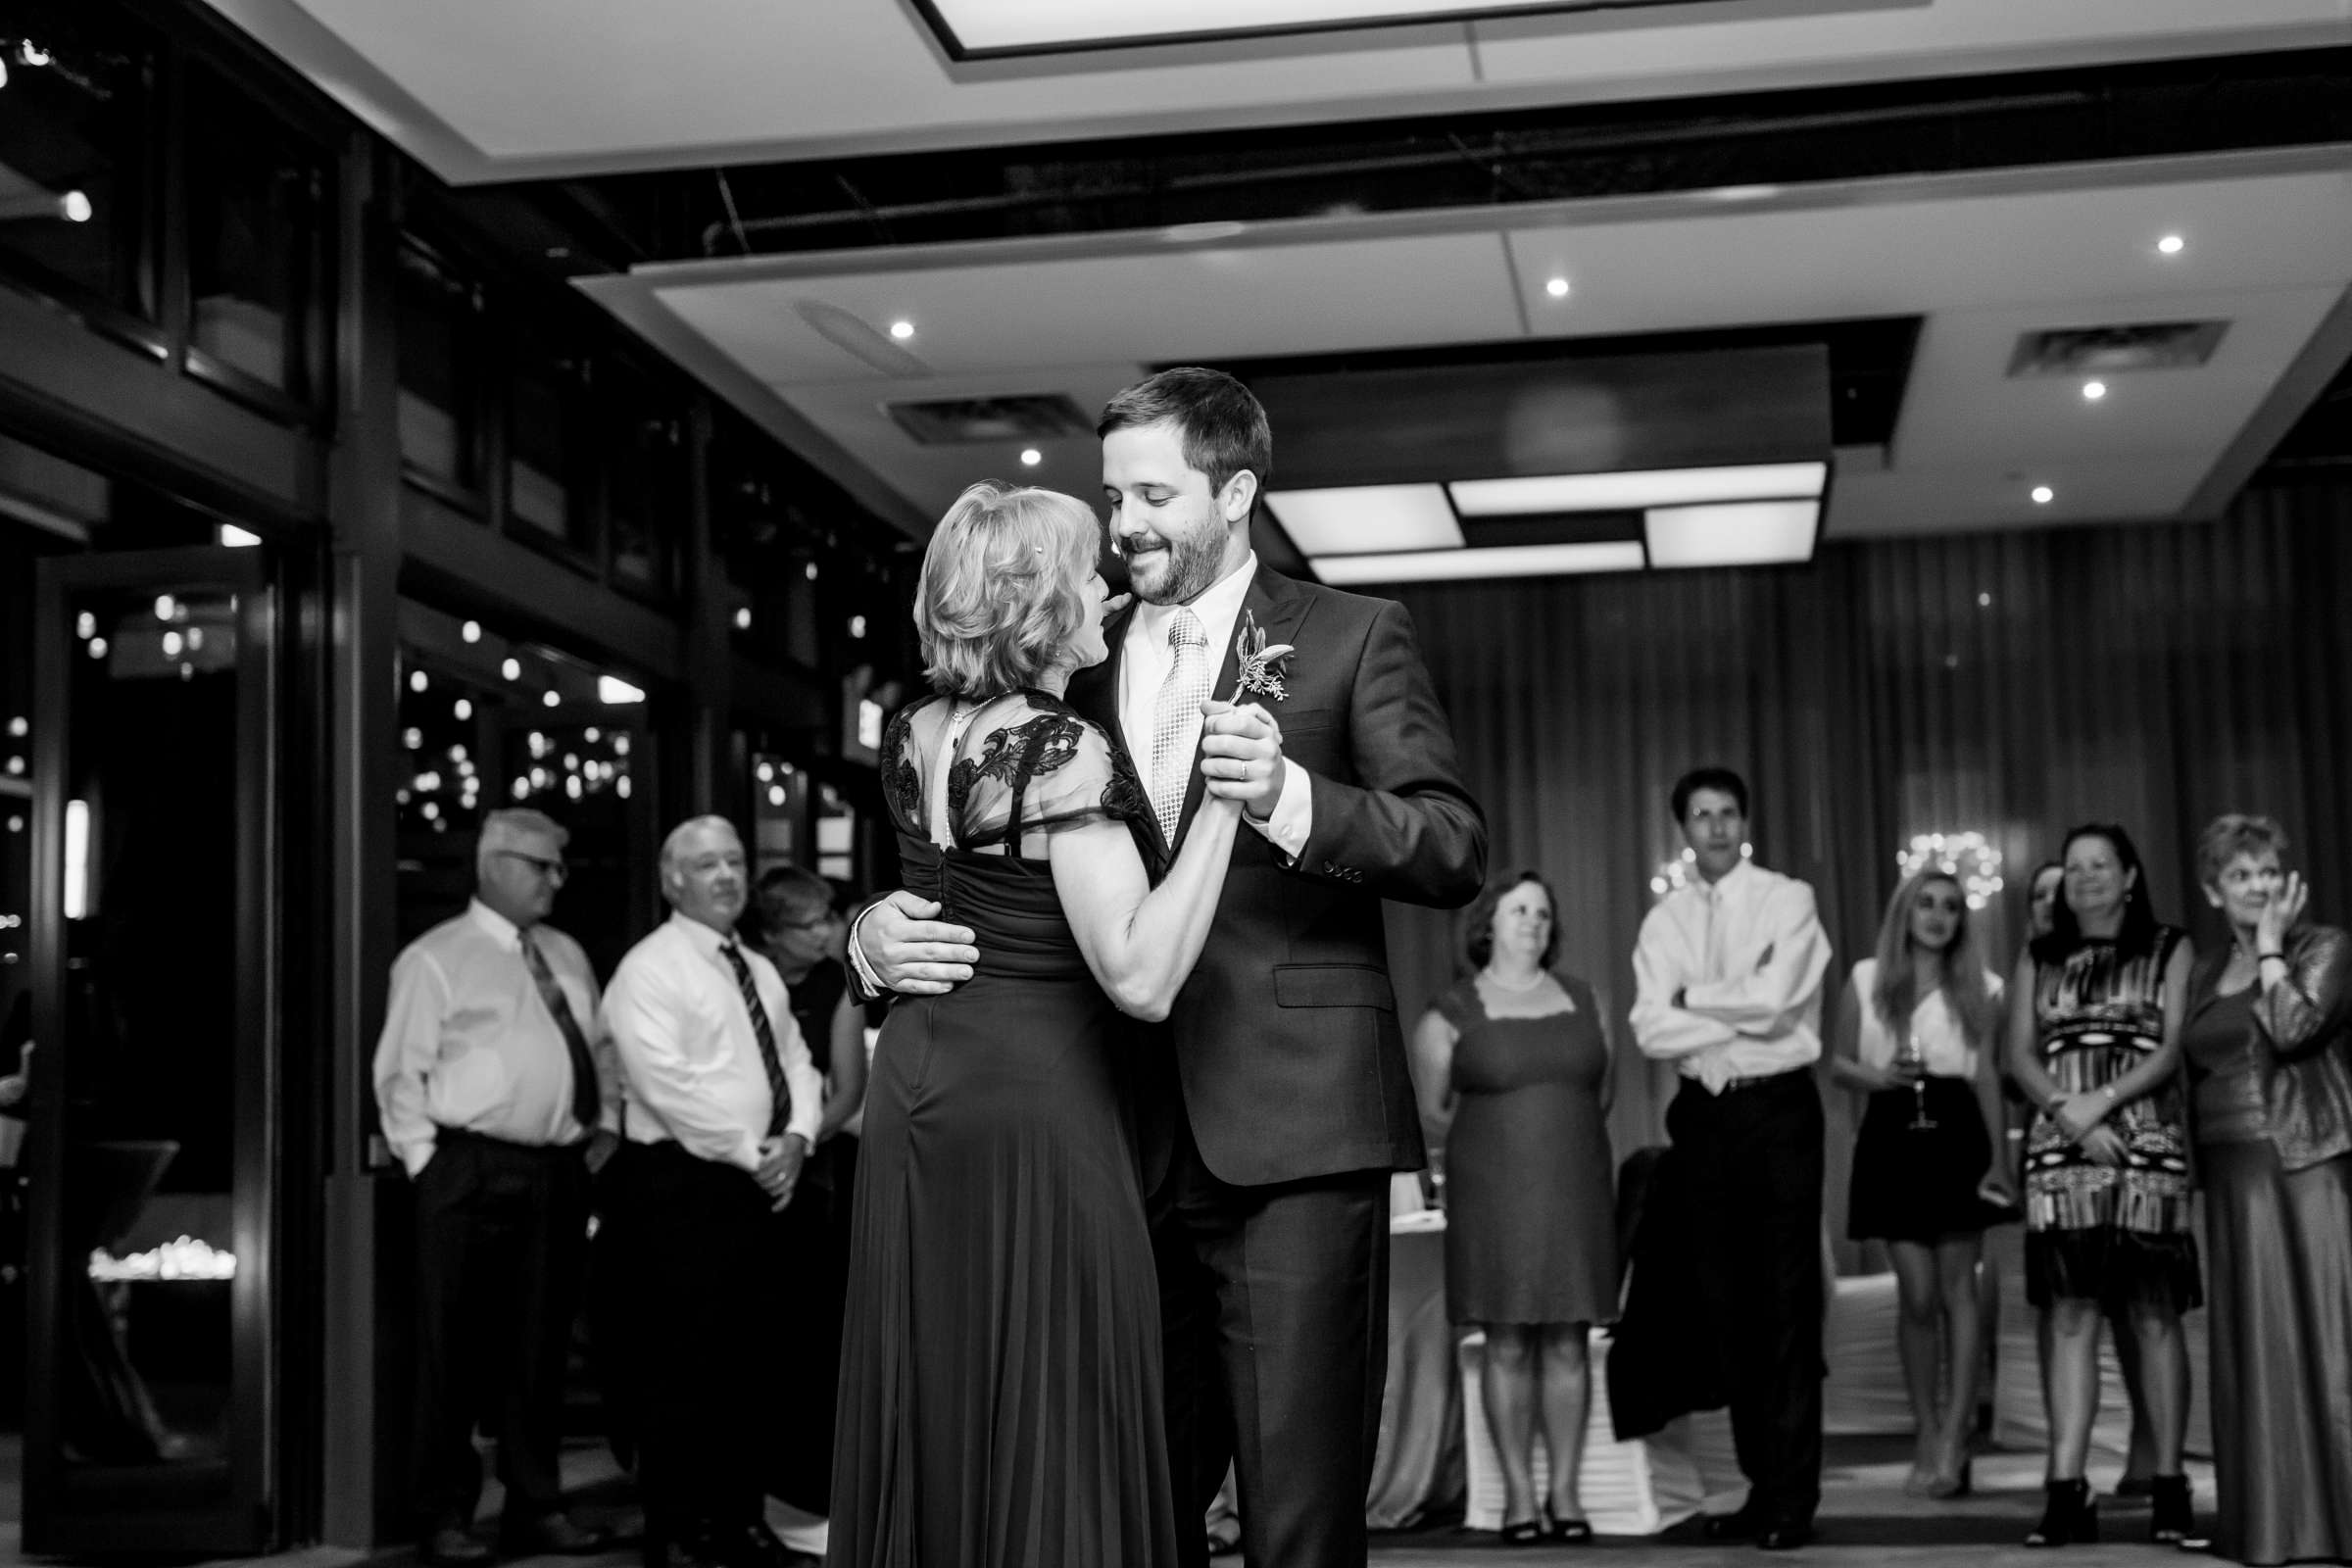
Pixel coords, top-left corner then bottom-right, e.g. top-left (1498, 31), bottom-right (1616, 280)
top-left (1870, 867), bottom-right (1999, 1045)
top-left (914, 481), bottom-right (1101, 698)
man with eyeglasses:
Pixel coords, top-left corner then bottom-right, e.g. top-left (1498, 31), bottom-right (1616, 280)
top-left (374, 808), bottom-right (618, 1565)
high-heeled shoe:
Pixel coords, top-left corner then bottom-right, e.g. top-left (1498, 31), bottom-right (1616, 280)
top-left (2025, 1478), bottom-right (2098, 1547)
top-left (1926, 1458), bottom-right (1975, 1499)
top-left (2150, 1474), bottom-right (2210, 1549)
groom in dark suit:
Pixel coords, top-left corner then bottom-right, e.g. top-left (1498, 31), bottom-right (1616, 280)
top-left (856, 367), bottom-right (1485, 1568)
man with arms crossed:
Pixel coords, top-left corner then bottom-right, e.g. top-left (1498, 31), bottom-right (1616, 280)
top-left (1630, 767), bottom-right (1832, 1552)
top-left (857, 368), bottom-right (1486, 1568)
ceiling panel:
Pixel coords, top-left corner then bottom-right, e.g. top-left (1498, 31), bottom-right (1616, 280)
top-left (590, 160), bottom-right (2352, 544)
top-left (1827, 454), bottom-right (2216, 535)
top-left (657, 233), bottom-right (1527, 385)
top-left (1889, 285), bottom-right (2346, 466)
top-left (1504, 170), bottom-right (2352, 334)
top-left (205, 0), bottom-right (2349, 180)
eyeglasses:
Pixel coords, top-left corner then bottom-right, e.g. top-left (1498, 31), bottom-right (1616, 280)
top-left (496, 850), bottom-right (569, 884)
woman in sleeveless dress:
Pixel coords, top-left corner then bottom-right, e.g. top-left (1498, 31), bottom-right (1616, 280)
top-left (2004, 823), bottom-right (2198, 1550)
top-left (1409, 870), bottom-right (1616, 1544)
top-left (1827, 868), bottom-right (2011, 1499)
top-left (829, 482), bottom-right (1256, 1568)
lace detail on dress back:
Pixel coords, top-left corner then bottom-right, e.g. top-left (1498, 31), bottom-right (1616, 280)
top-left (881, 691), bottom-right (1149, 859)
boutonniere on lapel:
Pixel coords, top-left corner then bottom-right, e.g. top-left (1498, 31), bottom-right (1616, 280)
top-left (1230, 611), bottom-right (1296, 704)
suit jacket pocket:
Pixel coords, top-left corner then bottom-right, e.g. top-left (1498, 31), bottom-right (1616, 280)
top-left (1272, 963), bottom-right (1396, 1012)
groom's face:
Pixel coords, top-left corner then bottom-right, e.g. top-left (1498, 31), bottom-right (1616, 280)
top-left (1102, 419), bottom-right (1249, 607)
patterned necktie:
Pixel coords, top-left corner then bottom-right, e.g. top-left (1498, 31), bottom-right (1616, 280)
top-left (720, 940), bottom-right (791, 1138)
top-left (518, 929), bottom-right (602, 1132)
top-left (1151, 608), bottom-right (1210, 843)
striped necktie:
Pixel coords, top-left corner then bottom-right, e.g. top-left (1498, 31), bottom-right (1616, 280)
top-left (719, 940), bottom-right (790, 1138)
top-left (518, 929), bottom-right (602, 1133)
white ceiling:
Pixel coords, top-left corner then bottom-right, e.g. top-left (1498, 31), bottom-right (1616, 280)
top-left (577, 154), bottom-right (2352, 544)
top-left (206, 0), bottom-right (2349, 181)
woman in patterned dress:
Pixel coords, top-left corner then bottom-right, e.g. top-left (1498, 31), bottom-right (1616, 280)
top-left (2005, 823), bottom-right (2198, 1549)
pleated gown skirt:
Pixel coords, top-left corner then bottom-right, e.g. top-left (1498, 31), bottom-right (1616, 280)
top-left (2199, 1140), bottom-right (2352, 1568)
top-left (828, 962), bottom-right (1178, 1568)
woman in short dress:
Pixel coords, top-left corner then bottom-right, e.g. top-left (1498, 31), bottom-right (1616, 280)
top-left (2181, 814), bottom-right (2352, 1566)
top-left (2005, 823), bottom-right (2197, 1549)
top-left (1829, 868), bottom-right (2011, 1498)
top-left (1410, 870), bottom-right (1616, 1544)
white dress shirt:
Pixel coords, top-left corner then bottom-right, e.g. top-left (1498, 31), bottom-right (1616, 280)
top-left (1118, 552), bottom-right (1312, 858)
top-left (601, 910), bottom-right (824, 1173)
top-left (372, 899), bottom-right (611, 1176)
top-left (1631, 858), bottom-right (1832, 1094)
top-left (1848, 958), bottom-right (2004, 1079)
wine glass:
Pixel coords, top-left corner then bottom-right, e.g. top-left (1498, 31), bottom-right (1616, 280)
top-left (1905, 1028), bottom-right (1938, 1131)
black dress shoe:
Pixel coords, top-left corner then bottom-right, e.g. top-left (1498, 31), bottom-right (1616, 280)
top-left (1703, 1507), bottom-right (1759, 1542)
top-left (1755, 1521), bottom-right (1815, 1551)
top-left (710, 1522), bottom-right (819, 1568)
top-left (502, 1512), bottom-right (614, 1555)
top-left (418, 1525), bottom-right (494, 1566)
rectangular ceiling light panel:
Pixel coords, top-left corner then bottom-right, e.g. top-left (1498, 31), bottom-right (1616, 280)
top-left (1312, 541), bottom-right (1646, 584)
top-left (1265, 485), bottom-right (1463, 557)
top-left (1643, 500), bottom-right (1820, 569)
top-left (915, 0), bottom-right (1704, 57)
top-left (1449, 462), bottom-right (1826, 516)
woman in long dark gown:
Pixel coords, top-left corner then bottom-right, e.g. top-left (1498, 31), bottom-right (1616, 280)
top-left (2182, 814), bottom-right (2352, 1567)
top-left (829, 482), bottom-right (1254, 1568)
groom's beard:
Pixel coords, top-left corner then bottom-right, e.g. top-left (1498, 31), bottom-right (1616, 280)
top-left (1127, 520), bottom-right (1226, 607)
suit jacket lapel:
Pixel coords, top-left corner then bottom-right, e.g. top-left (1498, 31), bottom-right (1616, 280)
top-left (1174, 565), bottom-right (1305, 848)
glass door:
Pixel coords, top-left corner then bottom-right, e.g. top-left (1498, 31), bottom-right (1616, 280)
top-left (23, 547), bottom-right (277, 1553)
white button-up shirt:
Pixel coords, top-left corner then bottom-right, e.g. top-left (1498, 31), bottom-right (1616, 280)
top-left (372, 899), bottom-right (611, 1176)
top-left (1849, 957), bottom-right (2005, 1080)
top-left (1119, 552), bottom-right (1311, 858)
top-left (602, 910), bottom-right (823, 1172)
top-left (1631, 858), bottom-right (1832, 1094)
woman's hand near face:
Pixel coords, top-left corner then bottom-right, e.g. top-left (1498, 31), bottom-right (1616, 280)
top-left (2257, 871), bottom-right (2309, 956)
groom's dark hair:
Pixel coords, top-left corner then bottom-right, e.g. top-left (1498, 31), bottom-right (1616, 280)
top-left (1098, 368), bottom-right (1271, 510)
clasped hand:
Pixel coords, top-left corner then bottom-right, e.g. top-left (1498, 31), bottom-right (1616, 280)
top-left (755, 1134), bottom-right (807, 1211)
top-left (1197, 700), bottom-right (1283, 818)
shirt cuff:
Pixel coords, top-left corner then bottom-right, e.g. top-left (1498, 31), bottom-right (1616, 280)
top-left (845, 906), bottom-right (888, 997)
top-left (1245, 759), bottom-right (1312, 859)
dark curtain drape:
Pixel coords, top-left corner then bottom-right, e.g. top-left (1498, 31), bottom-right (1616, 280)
top-left (1379, 477), bottom-right (2352, 1244)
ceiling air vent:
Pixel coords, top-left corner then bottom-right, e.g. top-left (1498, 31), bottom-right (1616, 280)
top-left (2008, 320), bottom-right (2227, 377)
top-left (885, 394), bottom-right (1094, 446)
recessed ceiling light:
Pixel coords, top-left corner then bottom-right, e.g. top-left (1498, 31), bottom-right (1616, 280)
top-left (1266, 486), bottom-right (1462, 556)
top-left (1019, 448), bottom-right (1042, 466)
top-left (1450, 462), bottom-right (1826, 517)
top-left (1544, 276), bottom-right (1571, 299)
top-left (2156, 234), bottom-right (2185, 256)
top-left (888, 319), bottom-right (915, 340)
top-left (2082, 381), bottom-right (2107, 401)
top-left (2031, 485), bottom-right (2055, 505)
top-left (1312, 541), bottom-right (1645, 584)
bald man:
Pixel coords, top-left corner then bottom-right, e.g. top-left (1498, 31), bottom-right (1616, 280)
top-left (602, 816), bottom-right (824, 1568)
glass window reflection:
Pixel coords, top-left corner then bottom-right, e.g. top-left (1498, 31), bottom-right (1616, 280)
top-left (0, 6), bottom-right (155, 320)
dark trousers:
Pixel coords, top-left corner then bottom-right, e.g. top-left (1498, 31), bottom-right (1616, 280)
top-left (410, 1127), bottom-right (590, 1533)
top-left (1152, 1114), bottom-right (1390, 1568)
top-left (619, 1141), bottom-right (789, 1538)
top-left (1667, 1071), bottom-right (1826, 1526)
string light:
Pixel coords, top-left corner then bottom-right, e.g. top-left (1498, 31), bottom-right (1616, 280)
top-left (1898, 831), bottom-right (2005, 909)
